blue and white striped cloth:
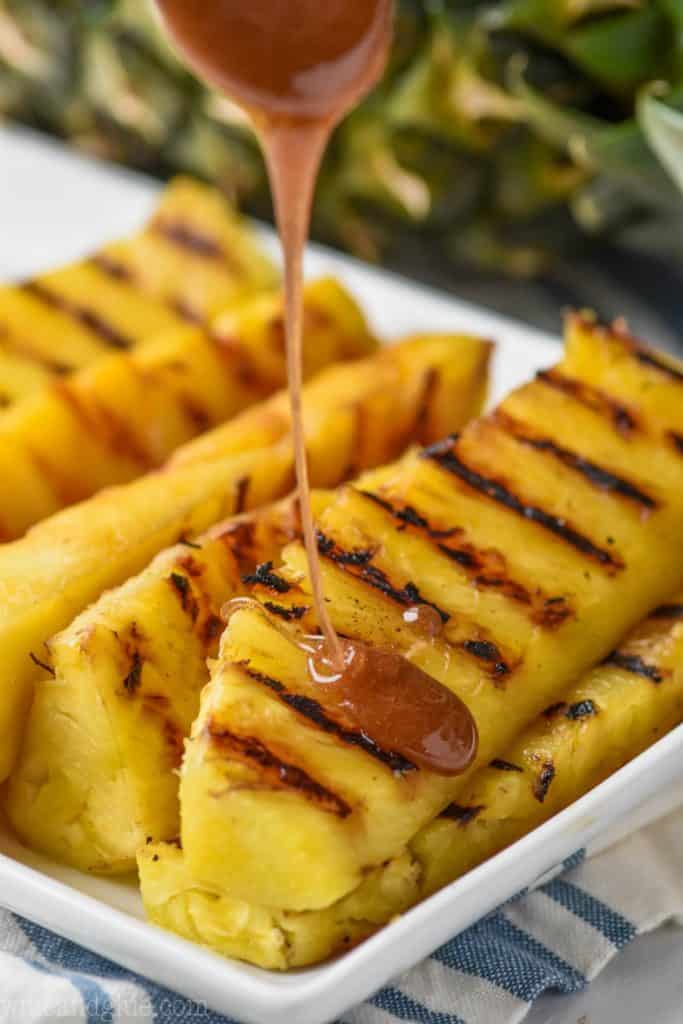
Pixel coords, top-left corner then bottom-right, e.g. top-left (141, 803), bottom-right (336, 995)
top-left (2, 807), bottom-right (683, 1024)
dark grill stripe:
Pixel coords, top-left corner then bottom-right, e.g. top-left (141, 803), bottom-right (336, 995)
top-left (205, 722), bottom-right (351, 817)
top-left (241, 666), bottom-right (416, 774)
top-left (533, 761), bottom-right (555, 803)
top-left (423, 439), bottom-right (623, 572)
top-left (565, 700), bottom-right (598, 720)
top-left (496, 412), bottom-right (656, 510)
top-left (357, 489), bottom-right (573, 629)
top-left (670, 432), bottom-right (683, 456)
top-left (317, 532), bottom-right (450, 623)
top-left (263, 602), bottom-right (307, 622)
top-left (632, 348), bottom-right (683, 384)
top-left (536, 370), bottom-right (638, 436)
top-left (440, 803), bottom-right (484, 824)
top-left (605, 651), bottom-right (663, 683)
top-left (22, 280), bottom-right (134, 352)
top-left (242, 561), bottom-right (291, 594)
top-left (21, 281), bottom-right (133, 350)
top-left (462, 639), bottom-right (510, 680)
top-left (152, 219), bottom-right (229, 263)
top-left (90, 253), bottom-right (136, 283)
top-left (651, 604), bottom-right (683, 621)
top-left (91, 254), bottom-right (204, 326)
top-left (490, 758), bottom-right (523, 772)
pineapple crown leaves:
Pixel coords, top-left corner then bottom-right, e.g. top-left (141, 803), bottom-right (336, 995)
top-left (639, 84), bottom-right (683, 194)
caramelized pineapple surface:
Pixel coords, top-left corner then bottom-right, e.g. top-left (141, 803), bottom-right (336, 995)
top-left (4, 332), bottom-right (490, 819)
top-left (179, 322), bottom-right (683, 913)
top-left (98, 177), bottom-right (277, 320)
top-left (140, 593), bottom-right (683, 969)
top-left (0, 277), bottom-right (374, 539)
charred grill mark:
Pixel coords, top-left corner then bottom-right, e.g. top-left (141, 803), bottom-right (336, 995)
top-left (536, 370), bottom-right (638, 436)
top-left (168, 298), bottom-right (206, 325)
top-left (202, 614), bottom-right (224, 646)
top-left (462, 639), bottom-right (510, 681)
top-left (357, 491), bottom-right (431, 532)
top-left (264, 602), bottom-right (308, 622)
top-left (216, 518), bottom-right (258, 569)
top-left (342, 400), bottom-right (368, 480)
top-left (123, 651), bottom-right (143, 695)
top-left (651, 604), bottom-right (683, 621)
top-left (440, 803), bottom-right (484, 825)
top-left (317, 532), bottom-right (374, 566)
top-left (90, 253), bottom-right (135, 283)
top-left (565, 699), bottom-right (597, 720)
top-left (176, 555), bottom-right (204, 578)
top-left (317, 533), bottom-right (449, 623)
top-left (241, 666), bottom-right (416, 773)
top-left (22, 281), bottom-right (133, 350)
top-left (242, 561), bottom-right (291, 594)
top-left (178, 535), bottom-right (202, 550)
top-left (234, 476), bottom-right (250, 516)
top-left (533, 760), bottom-right (555, 803)
top-left (29, 652), bottom-right (55, 677)
top-left (543, 701), bottom-right (568, 718)
top-left (423, 439), bottom-right (623, 573)
top-left (670, 432), bottom-right (683, 456)
top-left (496, 412), bottom-right (656, 510)
top-left (206, 722), bottom-right (352, 817)
top-left (357, 489), bottom-right (573, 629)
top-left (152, 219), bottom-right (234, 267)
top-left (490, 758), bottom-right (523, 772)
top-left (632, 348), bottom-right (683, 383)
top-left (168, 572), bottom-right (200, 622)
top-left (605, 651), bottom-right (663, 683)
top-left (414, 366), bottom-right (440, 445)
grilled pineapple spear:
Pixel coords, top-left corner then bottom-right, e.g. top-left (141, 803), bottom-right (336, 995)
top-left (139, 595), bottom-right (683, 970)
top-left (176, 318), bottom-right (683, 916)
top-left (0, 277), bottom-right (374, 539)
top-left (97, 177), bottom-right (277, 320)
top-left (6, 333), bottom-right (491, 870)
top-left (0, 178), bottom-right (276, 403)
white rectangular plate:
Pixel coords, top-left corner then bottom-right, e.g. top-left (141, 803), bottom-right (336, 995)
top-left (1, 126), bottom-right (682, 1024)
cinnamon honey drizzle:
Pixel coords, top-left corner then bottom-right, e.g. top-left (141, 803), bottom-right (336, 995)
top-left (156, 0), bottom-right (477, 777)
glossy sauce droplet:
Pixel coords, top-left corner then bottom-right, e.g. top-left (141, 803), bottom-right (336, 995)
top-left (403, 604), bottom-right (445, 637)
top-left (309, 639), bottom-right (478, 776)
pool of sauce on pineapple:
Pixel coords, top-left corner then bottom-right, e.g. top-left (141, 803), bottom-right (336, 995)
top-left (154, 0), bottom-right (477, 776)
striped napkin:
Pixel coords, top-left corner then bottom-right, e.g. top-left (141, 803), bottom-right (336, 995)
top-left (1, 806), bottom-right (683, 1024)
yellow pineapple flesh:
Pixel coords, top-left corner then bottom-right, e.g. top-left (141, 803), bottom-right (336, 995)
top-left (178, 321), bottom-right (683, 913)
top-left (2, 333), bottom-right (490, 797)
top-left (0, 277), bottom-right (375, 539)
top-left (98, 177), bottom-right (277, 321)
top-left (140, 594), bottom-right (683, 969)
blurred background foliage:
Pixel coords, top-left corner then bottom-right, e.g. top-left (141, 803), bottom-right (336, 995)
top-left (1, 0), bottom-right (683, 345)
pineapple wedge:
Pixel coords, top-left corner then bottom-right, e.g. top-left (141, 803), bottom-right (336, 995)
top-left (179, 321), bottom-right (683, 913)
top-left (415, 598), bottom-right (683, 896)
top-left (0, 261), bottom-right (185, 371)
top-left (139, 597), bottom-right (683, 969)
top-left (0, 178), bottom-right (275, 400)
top-left (1, 333), bottom-right (490, 787)
top-left (6, 333), bottom-right (491, 868)
top-left (0, 277), bottom-right (375, 539)
top-left (98, 177), bottom-right (277, 320)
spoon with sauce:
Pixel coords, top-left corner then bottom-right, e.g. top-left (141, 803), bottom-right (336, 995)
top-left (155, 0), bottom-right (477, 777)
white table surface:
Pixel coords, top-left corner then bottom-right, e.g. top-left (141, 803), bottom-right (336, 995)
top-left (1, 123), bottom-right (682, 1024)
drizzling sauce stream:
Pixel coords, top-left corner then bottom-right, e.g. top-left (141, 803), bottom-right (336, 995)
top-left (155, 0), bottom-right (477, 776)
